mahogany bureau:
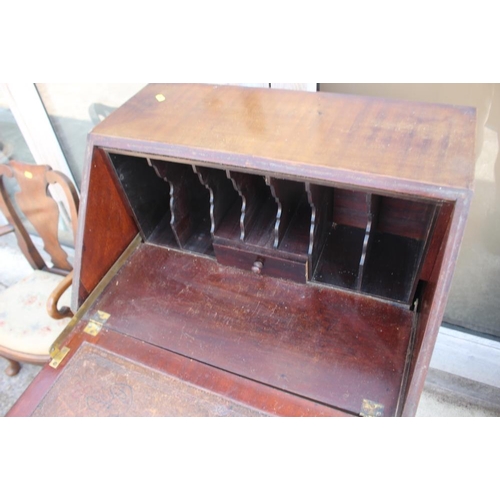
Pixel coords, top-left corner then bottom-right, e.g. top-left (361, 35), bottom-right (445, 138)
top-left (8, 84), bottom-right (475, 417)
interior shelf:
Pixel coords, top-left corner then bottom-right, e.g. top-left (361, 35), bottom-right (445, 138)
top-left (267, 177), bottom-right (310, 252)
top-left (313, 224), bottom-right (366, 290)
top-left (193, 166), bottom-right (239, 238)
top-left (360, 197), bottom-right (437, 302)
top-left (148, 212), bottom-right (179, 248)
top-left (311, 188), bottom-right (371, 290)
top-left (107, 152), bottom-right (438, 305)
top-left (107, 153), bottom-right (177, 245)
top-left (277, 194), bottom-right (312, 256)
top-left (150, 159), bottom-right (213, 255)
top-left (360, 232), bottom-right (425, 302)
top-left (226, 171), bottom-right (277, 246)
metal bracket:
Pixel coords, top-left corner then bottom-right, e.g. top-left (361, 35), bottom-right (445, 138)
top-left (83, 310), bottom-right (111, 337)
top-left (49, 346), bottom-right (70, 369)
top-left (360, 399), bottom-right (385, 417)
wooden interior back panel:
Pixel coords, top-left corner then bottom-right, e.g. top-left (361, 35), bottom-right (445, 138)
top-left (87, 244), bottom-right (414, 416)
top-left (376, 197), bottom-right (435, 240)
top-left (92, 84), bottom-right (475, 191)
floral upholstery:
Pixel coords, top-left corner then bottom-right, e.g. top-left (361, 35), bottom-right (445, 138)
top-left (0, 270), bottom-right (71, 356)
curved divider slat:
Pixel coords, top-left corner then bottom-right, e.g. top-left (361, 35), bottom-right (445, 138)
top-left (150, 159), bottom-right (212, 254)
top-left (312, 187), bottom-right (370, 291)
top-left (267, 178), bottom-right (306, 249)
top-left (227, 171), bottom-right (274, 243)
top-left (193, 166), bottom-right (239, 236)
top-left (107, 153), bottom-right (439, 304)
top-left (356, 194), bottom-right (379, 290)
top-left (149, 160), bottom-right (182, 247)
top-left (306, 183), bottom-right (333, 274)
top-left (104, 154), bottom-right (174, 244)
top-left (360, 196), bottom-right (438, 303)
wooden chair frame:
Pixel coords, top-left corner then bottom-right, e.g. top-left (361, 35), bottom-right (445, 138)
top-left (0, 160), bottom-right (79, 375)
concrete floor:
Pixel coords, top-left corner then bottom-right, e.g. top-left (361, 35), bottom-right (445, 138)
top-left (1, 230), bottom-right (499, 417)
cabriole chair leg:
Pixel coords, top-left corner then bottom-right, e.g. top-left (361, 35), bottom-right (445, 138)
top-left (4, 358), bottom-right (21, 377)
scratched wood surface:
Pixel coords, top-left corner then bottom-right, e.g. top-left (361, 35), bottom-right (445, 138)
top-left (31, 343), bottom-right (271, 417)
top-left (63, 84), bottom-right (476, 417)
top-left (86, 244), bottom-right (414, 416)
top-left (9, 326), bottom-right (347, 417)
top-left (91, 84), bottom-right (475, 192)
top-left (402, 198), bottom-right (470, 416)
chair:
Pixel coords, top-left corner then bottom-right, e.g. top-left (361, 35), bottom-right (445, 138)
top-left (0, 160), bottom-right (79, 376)
top-left (0, 224), bottom-right (14, 236)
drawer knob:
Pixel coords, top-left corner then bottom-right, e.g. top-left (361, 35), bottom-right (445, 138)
top-left (251, 259), bottom-right (264, 275)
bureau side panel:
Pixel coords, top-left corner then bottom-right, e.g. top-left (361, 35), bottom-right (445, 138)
top-left (402, 192), bottom-right (472, 416)
top-left (72, 145), bottom-right (139, 310)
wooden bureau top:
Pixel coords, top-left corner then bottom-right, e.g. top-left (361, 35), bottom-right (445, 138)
top-left (91, 83), bottom-right (476, 194)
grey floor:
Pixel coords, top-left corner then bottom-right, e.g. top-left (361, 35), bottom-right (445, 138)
top-left (1, 231), bottom-right (499, 417)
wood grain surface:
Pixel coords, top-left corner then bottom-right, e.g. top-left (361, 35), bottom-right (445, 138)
top-left (86, 244), bottom-right (414, 416)
top-left (60, 84), bottom-right (476, 417)
top-left (91, 84), bottom-right (475, 193)
top-left (31, 344), bottom-right (272, 417)
top-left (75, 148), bottom-right (139, 307)
top-left (9, 325), bottom-right (348, 417)
top-left (1, 161), bottom-right (74, 272)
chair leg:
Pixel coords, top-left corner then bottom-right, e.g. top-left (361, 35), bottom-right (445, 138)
top-left (4, 358), bottom-right (21, 377)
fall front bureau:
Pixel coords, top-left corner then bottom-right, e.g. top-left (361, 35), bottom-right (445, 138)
top-left (8, 84), bottom-right (475, 417)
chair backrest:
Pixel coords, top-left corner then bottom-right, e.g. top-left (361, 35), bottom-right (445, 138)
top-left (0, 160), bottom-right (79, 275)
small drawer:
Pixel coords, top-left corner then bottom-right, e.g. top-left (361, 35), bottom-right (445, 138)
top-left (213, 243), bottom-right (308, 284)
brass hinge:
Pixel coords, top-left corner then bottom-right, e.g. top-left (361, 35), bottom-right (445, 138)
top-left (49, 346), bottom-right (70, 369)
top-left (83, 310), bottom-right (111, 337)
top-left (360, 399), bottom-right (385, 417)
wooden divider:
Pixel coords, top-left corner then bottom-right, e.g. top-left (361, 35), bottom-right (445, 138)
top-left (106, 152), bottom-right (440, 305)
